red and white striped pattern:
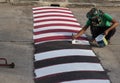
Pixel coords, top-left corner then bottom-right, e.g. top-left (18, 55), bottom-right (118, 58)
top-left (33, 6), bottom-right (89, 44)
top-left (33, 7), bottom-right (110, 83)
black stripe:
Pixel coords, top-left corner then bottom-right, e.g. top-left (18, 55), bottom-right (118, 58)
top-left (35, 71), bottom-right (109, 83)
top-left (34, 56), bottom-right (100, 69)
top-left (34, 41), bottom-right (91, 53)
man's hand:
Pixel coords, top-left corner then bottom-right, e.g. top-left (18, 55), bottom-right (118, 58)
top-left (104, 30), bottom-right (109, 36)
top-left (72, 35), bottom-right (78, 39)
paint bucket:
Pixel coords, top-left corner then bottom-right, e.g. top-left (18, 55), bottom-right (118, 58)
top-left (95, 34), bottom-right (108, 47)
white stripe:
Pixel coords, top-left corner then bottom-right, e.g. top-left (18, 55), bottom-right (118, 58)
top-left (33, 26), bottom-right (81, 32)
top-left (33, 32), bottom-right (76, 39)
top-left (33, 9), bottom-right (72, 13)
top-left (35, 39), bottom-right (89, 45)
top-left (35, 39), bottom-right (72, 44)
top-left (61, 79), bottom-right (110, 83)
top-left (34, 17), bottom-right (77, 21)
top-left (34, 21), bottom-right (80, 26)
top-left (35, 63), bottom-right (104, 78)
top-left (33, 13), bottom-right (73, 17)
top-left (35, 49), bottom-right (95, 61)
top-left (33, 32), bottom-right (86, 39)
top-left (33, 7), bottom-right (69, 10)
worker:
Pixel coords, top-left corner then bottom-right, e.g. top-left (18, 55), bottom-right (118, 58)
top-left (72, 8), bottom-right (119, 45)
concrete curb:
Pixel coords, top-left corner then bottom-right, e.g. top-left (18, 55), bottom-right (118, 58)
top-left (67, 3), bottom-right (96, 7)
top-left (67, 3), bottom-right (120, 7)
top-left (1, 1), bottom-right (120, 7)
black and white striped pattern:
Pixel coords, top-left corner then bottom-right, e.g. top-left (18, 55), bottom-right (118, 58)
top-left (33, 7), bottom-right (110, 83)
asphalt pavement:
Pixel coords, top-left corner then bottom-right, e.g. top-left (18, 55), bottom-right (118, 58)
top-left (0, 3), bottom-right (120, 83)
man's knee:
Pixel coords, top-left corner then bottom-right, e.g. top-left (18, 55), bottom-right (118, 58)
top-left (105, 28), bottom-right (116, 40)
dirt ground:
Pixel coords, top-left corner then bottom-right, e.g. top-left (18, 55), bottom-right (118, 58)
top-left (0, 3), bottom-right (120, 83)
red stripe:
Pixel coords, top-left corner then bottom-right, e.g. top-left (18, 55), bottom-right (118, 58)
top-left (33, 8), bottom-right (69, 11)
top-left (33, 11), bottom-right (72, 14)
top-left (34, 19), bottom-right (77, 23)
top-left (34, 14), bottom-right (74, 18)
top-left (34, 24), bottom-right (80, 29)
top-left (34, 29), bottom-right (79, 35)
top-left (34, 36), bottom-right (87, 43)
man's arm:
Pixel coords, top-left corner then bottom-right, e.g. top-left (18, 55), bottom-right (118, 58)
top-left (72, 25), bottom-right (89, 39)
top-left (104, 19), bottom-right (119, 36)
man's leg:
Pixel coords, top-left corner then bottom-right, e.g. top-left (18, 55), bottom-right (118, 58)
top-left (105, 28), bottom-right (116, 41)
top-left (91, 27), bottom-right (103, 39)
